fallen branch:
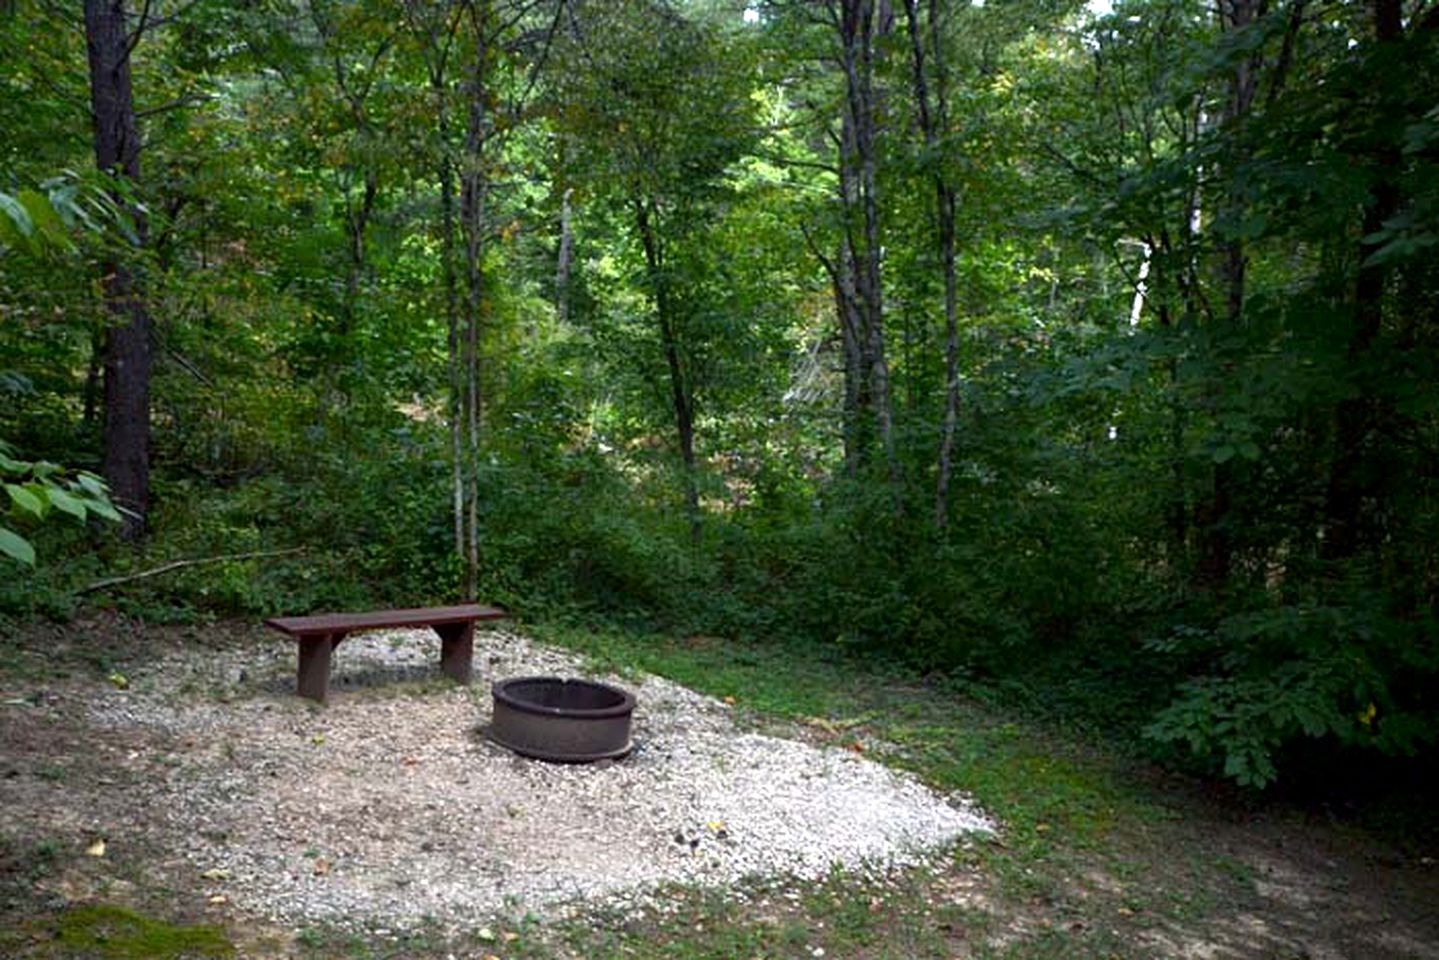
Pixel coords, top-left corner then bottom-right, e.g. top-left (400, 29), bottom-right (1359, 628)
top-left (80, 547), bottom-right (307, 594)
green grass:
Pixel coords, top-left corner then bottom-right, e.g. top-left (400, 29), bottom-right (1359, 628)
top-left (6, 904), bottom-right (233, 959)
top-left (514, 622), bottom-right (1253, 959)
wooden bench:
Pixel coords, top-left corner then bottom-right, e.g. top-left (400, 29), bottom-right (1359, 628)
top-left (263, 604), bottom-right (508, 702)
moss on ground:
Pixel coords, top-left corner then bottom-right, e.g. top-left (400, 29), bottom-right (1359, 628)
top-left (12, 904), bottom-right (233, 959)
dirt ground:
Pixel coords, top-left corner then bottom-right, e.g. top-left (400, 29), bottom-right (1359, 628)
top-left (2, 614), bottom-right (1437, 959)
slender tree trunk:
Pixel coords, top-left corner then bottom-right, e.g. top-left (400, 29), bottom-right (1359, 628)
top-left (854, 4), bottom-right (897, 484)
top-left (342, 173), bottom-right (378, 337)
top-left (1195, 0), bottom-right (1262, 589)
top-left (440, 118), bottom-right (464, 562)
top-left (555, 186), bottom-right (573, 325)
top-left (903, 0), bottom-right (961, 530)
top-left (1322, 0), bottom-right (1405, 561)
top-left (836, 103), bottom-right (872, 472)
top-left (836, 0), bottom-right (899, 500)
top-left (634, 196), bottom-right (701, 546)
top-left (459, 6), bottom-right (491, 600)
top-left (833, 239), bottom-right (865, 477)
top-left (932, 185), bottom-right (959, 526)
top-left (1156, 300), bottom-right (1189, 564)
top-left (84, 0), bottom-right (151, 540)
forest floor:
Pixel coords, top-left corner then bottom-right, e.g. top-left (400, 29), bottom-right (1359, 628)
top-left (0, 614), bottom-right (1436, 960)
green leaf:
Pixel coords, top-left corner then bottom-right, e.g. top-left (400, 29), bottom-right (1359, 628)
top-left (1363, 235), bottom-right (1435, 268)
top-left (0, 191), bottom-right (33, 236)
top-left (0, 526), bottom-right (35, 565)
top-left (85, 497), bottom-right (122, 523)
top-left (18, 189), bottom-right (75, 252)
top-left (5, 483), bottom-right (44, 517)
top-left (1212, 444), bottom-right (1236, 464)
top-left (76, 472), bottom-right (107, 497)
top-left (0, 191), bottom-right (38, 256)
top-left (23, 483), bottom-right (51, 516)
top-left (45, 486), bottom-right (87, 520)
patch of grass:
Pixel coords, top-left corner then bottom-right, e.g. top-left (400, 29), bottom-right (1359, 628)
top-left (32, 763), bottom-right (67, 782)
top-left (14, 904), bottom-right (233, 959)
top-left (527, 622), bottom-right (1255, 958)
top-left (534, 622), bottom-right (1162, 841)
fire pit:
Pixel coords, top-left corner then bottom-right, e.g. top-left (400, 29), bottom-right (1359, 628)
top-left (489, 676), bottom-right (636, 762)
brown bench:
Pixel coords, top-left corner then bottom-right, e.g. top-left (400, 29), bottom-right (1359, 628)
top-left (263, 604), bottom-right (508, 702)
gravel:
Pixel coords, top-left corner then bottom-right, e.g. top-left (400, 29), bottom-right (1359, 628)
top-left (33, 629), bottom-right (992, 930)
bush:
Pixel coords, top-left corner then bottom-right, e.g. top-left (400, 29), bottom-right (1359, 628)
top-left (1143, 592), bottom-right (1439, 787)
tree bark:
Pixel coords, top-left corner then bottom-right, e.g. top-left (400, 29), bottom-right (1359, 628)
top-left (84, 0), bottom-right (151, 540)
top-left (635, 195), bottom-right (701, 546)
top-left (440, 100), bottom-right (464, 564)
top-left (903, 0), bottom-right (961, 530)
top-left (835, 0), bottom-right (899, 500)
top-left (834, 239), bottom-right (865, 477)
top-left (1322, 0), bottom-right (1405, 561)
top-left (342, 172), bottom-right (378, 336)
top-left (459, 2), bottom-right (491, 600)
top-left (1195, 0), bottom-right (1263, 590)
top-left (555, 186), bottom-right (574, 325)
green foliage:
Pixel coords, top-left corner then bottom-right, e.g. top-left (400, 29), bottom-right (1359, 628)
top-left (0, 441), bottom-right (119, 567)
top-left (37, 904), bottom-right (233, 959)
top-left (0, 174), bottom-right (134, 261)
top-left (3, 0), bottom-right (1437, 801)
top-left (1144, 596), bottom-right (1439, 787)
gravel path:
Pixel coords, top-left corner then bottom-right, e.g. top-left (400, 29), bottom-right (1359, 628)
top-left (14, 629), bottom-right (992, 931)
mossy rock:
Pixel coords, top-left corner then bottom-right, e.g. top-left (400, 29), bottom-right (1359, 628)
top-left (31, 904), bottom-right (233, 959)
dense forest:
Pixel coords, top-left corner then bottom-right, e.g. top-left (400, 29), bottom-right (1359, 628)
top-left (2, 0), bottom-right (1436, 794)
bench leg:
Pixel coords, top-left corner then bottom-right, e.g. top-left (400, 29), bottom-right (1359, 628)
top-left (436, 622), bottom-right (474, 685)
top-left (296, 633), bottom-right (340, 703)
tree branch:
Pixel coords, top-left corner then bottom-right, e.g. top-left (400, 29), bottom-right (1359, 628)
top-left (80, 548), bottom-right (306, 594)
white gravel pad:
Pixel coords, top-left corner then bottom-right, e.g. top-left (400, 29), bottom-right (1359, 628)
top-left (76, 629), bottom-right (993, 929)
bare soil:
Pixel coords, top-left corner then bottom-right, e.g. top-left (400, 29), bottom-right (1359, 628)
top-left (1, 614), bottom-right (1437, 959)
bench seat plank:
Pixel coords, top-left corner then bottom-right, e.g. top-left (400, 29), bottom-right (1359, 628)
top-left (264, 603), bottom-right (506, 638)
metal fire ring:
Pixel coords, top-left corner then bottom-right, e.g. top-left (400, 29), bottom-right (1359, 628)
top-left (488, 676), bottom-right (636, 763)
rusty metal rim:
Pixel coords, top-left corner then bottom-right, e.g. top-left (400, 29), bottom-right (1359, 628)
top-left (491, 676), bottom-right (636, 719)
top-left (484, 730), bottom-right (634, 764)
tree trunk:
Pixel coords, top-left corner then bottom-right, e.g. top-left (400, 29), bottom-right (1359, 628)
top-left (1195, 0), bottom-right (1262, 590)
top-left (555, 186), bottom-right (573, 325)
top-left (440, 116), bottom-right (464, 563)
top-left (903, 0), bottom-right (961, 530)
top-left (836, 103), bottom-right (873, 472)
top-left (1322, 0), bottom-right (1405, 561)
top-left (836, 0), bottom-right (899, 500)
top-left (342, 172), bottom-right (378, 337)
top-left (634, 196), bottom-right (701, 546)
top-left (833, 239), bottom-right (865, 477)
top-left (459, 5), bottom-right (491, 601)
top-left (84, 0), bottom-right (151, 540)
